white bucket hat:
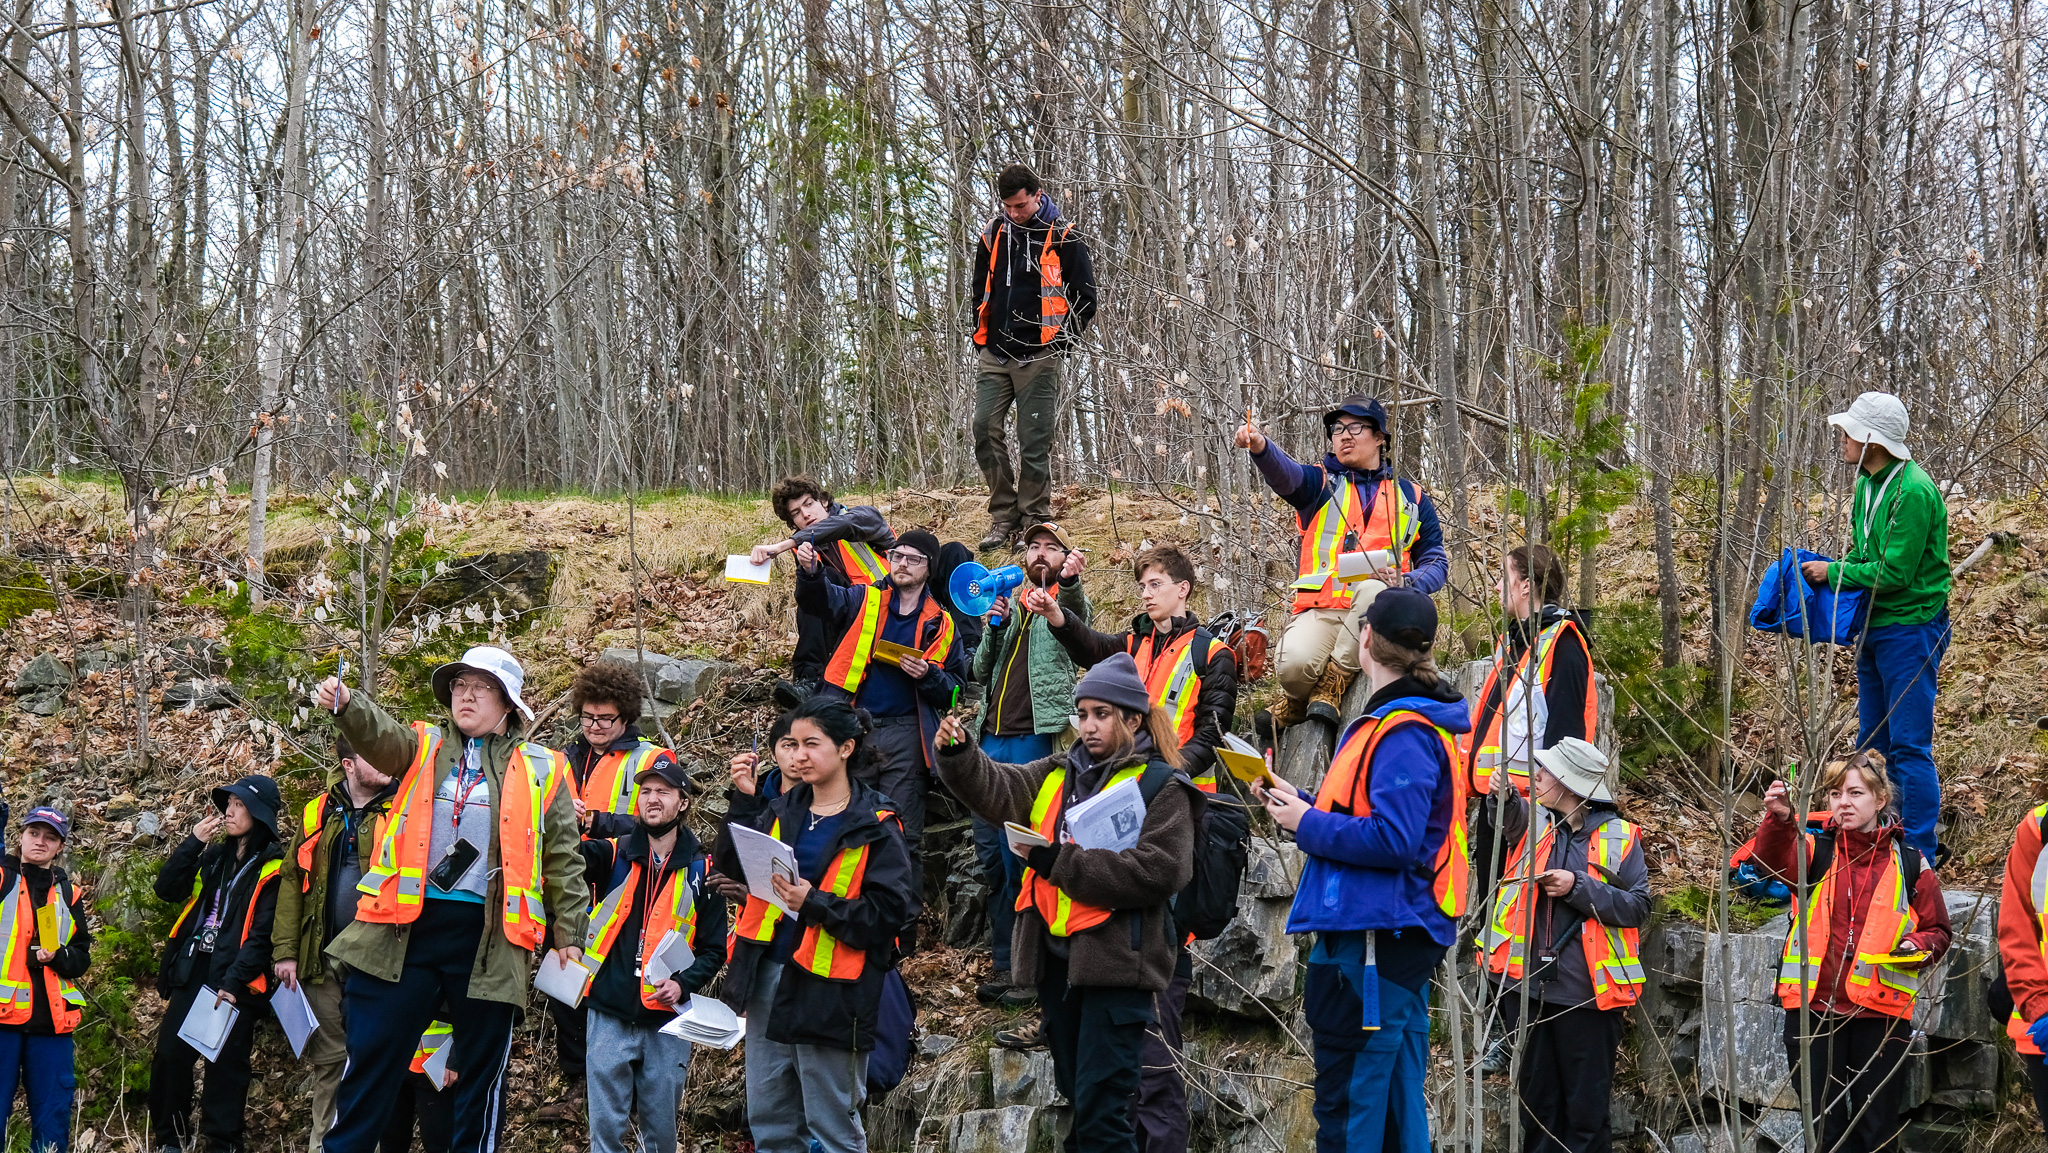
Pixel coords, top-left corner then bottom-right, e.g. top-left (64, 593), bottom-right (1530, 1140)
top-left (1533, 737), bottom-right (1614, 803)
top-left (1826, 392), bottom-right (1912, 461)
top-left (432, 645), bottom-right (533, 719)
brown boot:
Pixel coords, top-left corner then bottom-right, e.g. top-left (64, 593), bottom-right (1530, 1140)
top-left (536, 1079), bottom-right (585, 1122)
top-left (1268, 692), bottom-right (1307, 730)
top-left (1306, 664), bottom-right (1356, 726)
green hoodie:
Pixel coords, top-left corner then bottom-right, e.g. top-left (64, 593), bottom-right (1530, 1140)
top-left (323, 693), bottom-right (589, 1008)
top-left (1826, 458), bottom-right (1950, 628)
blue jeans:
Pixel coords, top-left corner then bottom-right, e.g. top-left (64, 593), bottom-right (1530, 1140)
top-left (1307, 966), bottom-right (1432, 1153)
top-left (0, 1028), bottom-right (74, 1153)
top-left (1856, 610), bottom-right (1949, 861)
top-left (974, 732), bottom-right (1056, 970)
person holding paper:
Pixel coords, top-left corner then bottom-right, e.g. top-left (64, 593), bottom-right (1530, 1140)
top-left (933, 653), bottom-right (1199, 1153)
top-left (1232, 396), bottom-right (1447, 731)
top-left (149, 775), bottom-right (286, 1153)
top-left (539, 657), bottom-right (683, 1122)
top-left (0, 807), bottom-right (91, 1153)
top-left (1475, 738), bottom-right (1649, 1153)
top-left (312, 645), bottom-right (590, 1153)
top-left (577, 758), bottom-right (725, 1153)
top-left (712, 696), bottom-right (914, 1153)
top-left (1751, 752), bottom-right (1951, 1153)
top-left (970, 521), bottom-right (1091, 1008)
top-left (754, 474), bottom-right (898, 706)
top-left (1252, 588), bottom-right (1467, 1153)
top-left (273, 735), bottom-right (397, 1153)
top-left (797, 528), bottom-right (968, 951)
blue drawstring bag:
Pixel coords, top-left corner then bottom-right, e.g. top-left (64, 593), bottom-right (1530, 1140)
top-left (1750, 548), bottom-right (1868, 646)
top-left (866, 969), bottom-right (915, 1097)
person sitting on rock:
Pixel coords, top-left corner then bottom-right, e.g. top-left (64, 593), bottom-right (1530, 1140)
top-left (1753, 751), bottom-right (1950, 1153)
top-left (1252, 588), bottom-right (1467, 1153)
top-left (1475, 738), bottom-right (1648, 1153)
top-left (934, 654), bottom-right (1200, 1153)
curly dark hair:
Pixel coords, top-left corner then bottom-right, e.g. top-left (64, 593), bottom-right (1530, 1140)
top-left (570, 659), bottom-right (644, 724)
top-left (770, 475), bottom-right (833, 529)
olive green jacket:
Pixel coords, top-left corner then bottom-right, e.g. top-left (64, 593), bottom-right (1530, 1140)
top-left (324, 693), bottom-right (590, 1008)
top-left (273, 777), bottom-right (392, 985)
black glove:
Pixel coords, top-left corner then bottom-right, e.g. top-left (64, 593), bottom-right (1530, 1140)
top-left (1025, 843), bottom-right (1063, 877)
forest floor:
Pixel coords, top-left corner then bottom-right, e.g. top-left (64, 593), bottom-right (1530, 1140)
top-left (4, 475), bottom-right (2048, 1150)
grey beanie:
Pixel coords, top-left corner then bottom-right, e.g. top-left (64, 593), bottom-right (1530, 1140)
top-left (1074, 652), bottom-right (1153, 716)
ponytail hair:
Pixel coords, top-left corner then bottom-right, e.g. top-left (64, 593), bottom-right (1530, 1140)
top-left (1366, 628), bottom-right (1442, 690)
top-left (1141, 704), bottom-right (1185, 770)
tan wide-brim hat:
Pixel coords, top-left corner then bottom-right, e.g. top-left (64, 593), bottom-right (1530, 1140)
top-left (1533, 737), bottom-right (1615, 803)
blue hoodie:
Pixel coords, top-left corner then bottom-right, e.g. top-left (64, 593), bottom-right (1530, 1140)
top-left (1284, 680), bottom-right (1472, 946)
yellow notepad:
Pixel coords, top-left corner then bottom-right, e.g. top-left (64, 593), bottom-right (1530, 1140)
top-left (1860, 949), bottom-right (1930, 967)
top-left (35, 902), bottom-right (61, 953)
top-left (1216, 745), bottom-right (1270, 784)
top-left (868, 638), bottom-right (925, 666)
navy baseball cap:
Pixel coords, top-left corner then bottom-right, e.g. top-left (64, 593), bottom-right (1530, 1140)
top-left (22, 807), bottom-right (70, 841)
top-left (634, 757), bottom-right (702, 795)
top-left (1365, 586), bottom-right (1438, 650)
top-left (1323, 396), bottom-right (1389, 435)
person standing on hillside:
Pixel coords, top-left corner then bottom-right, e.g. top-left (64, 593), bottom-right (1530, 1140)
top-left (970, 521), bottom-right (1091, 1010)
top-left (968, 164), bottom-right (1098, 551)
top-left (0, 808), bottom-right (92, 1153)
top-left (1233, 399), bottom-right (1448, 731)
top-left (312, 646), bottom-right (589, 1153)
top-left (273, 738), bottom-right (397, 1153)
top-left (1800, 392), bottom-right (1951, 863)
top-left (752, 475), bottom-right (900, 705)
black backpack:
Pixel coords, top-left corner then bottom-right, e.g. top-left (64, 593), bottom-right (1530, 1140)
top-left (1134, 762), bottom-right (1251, 942)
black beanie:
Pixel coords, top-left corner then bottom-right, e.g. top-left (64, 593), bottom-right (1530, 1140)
top-left (895, 530), bottom-right (942, 562)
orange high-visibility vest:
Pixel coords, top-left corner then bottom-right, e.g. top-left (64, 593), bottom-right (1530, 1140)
top-left (1320, 710), bottom-right (1470, 918)
top-left (1015, 764), bottom-right (1151, 936)
top-left (727, 813), bottom-right (887, 981)
top-left (1461, 619), bottom-right (1597, 796)
top-left (584, 856), bottom-right (703, 1010)
top-left (2009, 803), bottom-right (2048, 1055)
top-left (833, 540), bottom-right (889, 586)
top-left (1124, 628), bottom-right (1230, 793)
top-left (297, 795), bottom-right (330, 888)
top-left (577, 741), bottom-right (670, 827)
top-left (356, 722), bottom-right (567, 952)
top-left (822, 586), bottom-right (956, 695)
top-left (0, 871), bottom-right (84, 1032)
top-left (409, 1020), bottom-right (453, 1074)
top-left (1291, 476), bottom-right (1420, 612)
top-left (1777, 836), bottom-right (1922, 1019)
top-left (972, 217), bottom-right (1074, 349)
top-left (166, 857), bottom-right (285, 996)
top-left (1478, 817), bottom-right (1645, 1008)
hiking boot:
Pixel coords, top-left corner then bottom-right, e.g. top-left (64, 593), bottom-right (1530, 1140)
top-left (1306, 664), bottom-right (1355, 726)
top-left (1479, 1034), bottom-right (1512, 1075)
top-left (1268, 693), bottom-right (1306, 731)
top-left (976, 969), bottom-right (1015, 1004)
top-left (998, 985), bottom-right (1038, 1008)
top-left (773, 677), bottom-right (820, 709)
top-left (994, 1018), bottom-right (1048, 1050)
top-left (978, 522), bottom-right (1016, 551)
top-left (535, 1080), bottom-right (585, 1122)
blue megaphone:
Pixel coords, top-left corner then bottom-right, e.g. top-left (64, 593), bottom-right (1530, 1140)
top-left (948, 562), bottom-right (1027, 626)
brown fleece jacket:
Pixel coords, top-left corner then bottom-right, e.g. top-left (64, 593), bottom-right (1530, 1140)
top-left (936, 738), bottom-right (1196, 992)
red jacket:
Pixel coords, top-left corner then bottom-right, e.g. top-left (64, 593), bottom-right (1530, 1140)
top-left (2000, 808), bottom-right (2048, 1037)
top-left (1753, 814), bottom-right (1951, 1017)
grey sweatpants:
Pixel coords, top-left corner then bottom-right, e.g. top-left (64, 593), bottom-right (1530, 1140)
top-left (744, 961), bottom-right (870, 1153)
top-left (586, 1008), bottom-right (693, 1153)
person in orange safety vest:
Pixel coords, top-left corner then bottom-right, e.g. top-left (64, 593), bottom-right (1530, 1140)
top-left (752, 474), bottom-right (902, 706)
top-left (1475, 738), bottom-right (1648, 1153)
top-left (0, 806), bottom-right (92, 1153)
top-left (711, 696), bottom-right (914, 1153)
top-left (1751, 752), bottom-right (1951, 1153)
top-left (1999, 798), bottom-right (2048, 1134)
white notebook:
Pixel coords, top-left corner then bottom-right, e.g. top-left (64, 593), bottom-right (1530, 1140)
top-left (177, 987), bottom-right (240, 1063)
top-left (533, 949), bottom-right (593, 1007)
top-left (271, 980), bottom-right (321, 1058)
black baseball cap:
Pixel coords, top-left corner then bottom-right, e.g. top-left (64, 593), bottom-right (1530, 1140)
top-left (634, 757), bottom-right (701, 795)
top-left (1365, 586), bottom-right (1437, 650)
top-left (1323, 396), bottom-right (1389, 435)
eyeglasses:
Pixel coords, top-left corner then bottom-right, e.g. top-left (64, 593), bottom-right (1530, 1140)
top-left (1330, 421), bottom-right (1376, 439)
top-left (885, 550), bottom-right (930, 567)
top-left (579, 712), bottom-right (623, 728)
top-left (449, 677), bottom-right (500, 699)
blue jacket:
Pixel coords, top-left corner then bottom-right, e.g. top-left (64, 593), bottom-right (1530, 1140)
top-left (1285, 683), bottom-right (1471, 946)
top-left (1248, 440), bottom-right (1449, 595)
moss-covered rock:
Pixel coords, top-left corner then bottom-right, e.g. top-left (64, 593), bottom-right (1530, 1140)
top-left (0, 558), bottom-right (57, 623)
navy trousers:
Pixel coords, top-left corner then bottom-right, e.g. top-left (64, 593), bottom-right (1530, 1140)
top-left (0, 1028), bottom-right (74, 1153)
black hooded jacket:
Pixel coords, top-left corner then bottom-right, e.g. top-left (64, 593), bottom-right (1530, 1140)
top-left (155, 831), bottom-right (285, 998)
top-left (968, 209), bottom-right (1098, 360)
top-left (578, 825), bottom-right (726, 1027)
top-left (718, 777), bottom-right (913, 1052)
top-left (1047, 610), bottom-right (1239, 786)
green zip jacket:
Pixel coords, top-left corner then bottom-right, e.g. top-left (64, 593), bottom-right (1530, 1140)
top-left (273, 778), bottom-right (393, 985)
top-left (972, 578), bottom-right (1092, 736)
top-left (1826, 458), bottom-right (1950, 628)
top-left (323, 693), bottom-right (590, 1008)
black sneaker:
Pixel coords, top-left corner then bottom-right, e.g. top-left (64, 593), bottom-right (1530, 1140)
top-left (773, 677), bottom-right (820, 709)
top-left (994, 1019), bottom-right (1047, 1050)
top-left (998, 985), bottom-right (1037, 1008)
top-left (976, 970), bottom-right (1015, 1004)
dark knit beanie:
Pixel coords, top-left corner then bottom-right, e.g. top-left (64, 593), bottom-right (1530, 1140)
top-left (1073, 652), bottom-right (1153, 716)
top-left (895, 530), bottom-right (942, 562)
